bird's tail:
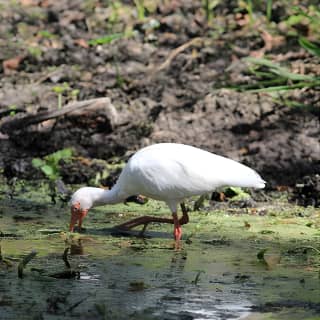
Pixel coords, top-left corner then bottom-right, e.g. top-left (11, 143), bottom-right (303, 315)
top-left (233, 169), bottom-right (266, 189)
top-left (219, 159), bottom-right (266, 189)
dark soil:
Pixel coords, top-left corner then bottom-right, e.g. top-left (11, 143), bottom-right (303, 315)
top-left (0, 0), bottom-right (319, 190)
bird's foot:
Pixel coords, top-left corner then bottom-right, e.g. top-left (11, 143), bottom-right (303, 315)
top-left (174, 240), bottom-right (182, 250)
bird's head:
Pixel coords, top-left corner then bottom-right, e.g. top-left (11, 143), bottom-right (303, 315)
top-left (70, 202), bottom-right (89, 232)
top-left (69, 187), bottom-right (94, 232)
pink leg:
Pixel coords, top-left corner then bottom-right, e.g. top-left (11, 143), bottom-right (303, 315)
top-left (172, 212), bottom-right (182, 241)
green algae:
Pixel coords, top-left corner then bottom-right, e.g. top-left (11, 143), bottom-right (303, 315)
top-left (0, 180), bottom-right (320, 319)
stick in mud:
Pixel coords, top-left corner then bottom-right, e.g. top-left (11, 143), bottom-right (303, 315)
top-left (18, 250), bottom-right (37, 278)
top-left (62, 247), bottom-right (71, 269)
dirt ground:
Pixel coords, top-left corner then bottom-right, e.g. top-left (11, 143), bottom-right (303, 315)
top-left (0, 0), bottom-right (319, 190)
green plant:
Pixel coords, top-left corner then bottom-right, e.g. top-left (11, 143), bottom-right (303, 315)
top-left (226, 187), bottom-right (251, 201)
top-left (70, 89), bottom-right (80, 101)
top-left (52, 83), bottom-right (79, 108)
top-left (247, 0), bottom-right (253, 24)
top-left (266, 0), bottom-right (272, 22)
top-left (202, 0), bottom-right (220, 23)
top-left (108, 1), bottom-right (121, 26)
top-left (38, 30), bottom-right (56, 39)
top-left (53, 82), bottom-right (70, 109)
top-left (284, 5), bottom-right (320, 37)
top-left (28, 46), bottom-right (43, 58)
top-left (134, 0), bottom-right (145, 21)
top-left (299, 37), bottom-right (320, 57)
top-left (8, 105), bottom-right (17, 116)
top-left (232, 57), bottom-right (320, 93)
top-left (88, 33), bottom-right (125, 46)
top-left (32, 148), bottom-right (73, 181)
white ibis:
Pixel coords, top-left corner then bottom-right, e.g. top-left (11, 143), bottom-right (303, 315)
top-left (70, 143), bottom-right (265, 243)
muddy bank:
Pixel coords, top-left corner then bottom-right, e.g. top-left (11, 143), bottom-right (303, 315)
top-left (1, 88), bottom-right (319, 187)
top-left (0, 0), bottom-right (319, 187)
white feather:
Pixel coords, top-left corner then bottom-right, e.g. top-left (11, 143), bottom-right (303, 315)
top-left (71, 143), bottom-right (265, 213)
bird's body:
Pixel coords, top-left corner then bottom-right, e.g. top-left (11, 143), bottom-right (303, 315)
top-left (70, 143), bottom-right (265, 241)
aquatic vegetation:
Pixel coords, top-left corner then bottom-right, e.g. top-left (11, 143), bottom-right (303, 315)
top-left (0, 186), bottom-right (320, 319)
top-left (32, 148), bottom-right (73, 181)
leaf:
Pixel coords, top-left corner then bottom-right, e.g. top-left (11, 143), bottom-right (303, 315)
top-left (45, 148), bottom-right (72, 164)
top-left (3, 55), bottom-right (25, 73)
top-left (88, 33), bottom-right (124, 46)
top-left (32, 158), bottom-right (44, 168)
top-left (53, 83), bottom-right (70, 94)
top-left (33, 149), bottom-right (73, 180)
top-left (299, 37), bottom-right (320, 57)
top-left (225, 187), bottom-right (251, 200)
top-left (245, 57), bottom-right (315, 81)
top-left (247, 81), bottom-right (320, 93)
top-left (40, 165), bottom-right (55, 177)
top-left (57, 148), bottom-right (73, 159)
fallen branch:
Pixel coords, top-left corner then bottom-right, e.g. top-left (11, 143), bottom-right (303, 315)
top-left (0, 97), bottom-right (112, 133)
top-left (65, 294), bottom-right (91, 313)
top-left (18, 250), bottom-right (37, 278)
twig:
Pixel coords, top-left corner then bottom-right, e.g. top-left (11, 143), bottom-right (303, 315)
top-left (0, 97), bottom-right (111, 133)
top-left (65, 294), bottom-right (91, 313)
top-left (192, 270), bottom-right (205, 285)
top-left (62, 247), bottom-right (71, 269)
top-left (18, 250), bottom-right (37, 278)
top-left (151, 37), bottom-right (203, 75)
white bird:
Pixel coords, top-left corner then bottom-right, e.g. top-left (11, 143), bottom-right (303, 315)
top-left (70, 143), bottom-right (265, 242)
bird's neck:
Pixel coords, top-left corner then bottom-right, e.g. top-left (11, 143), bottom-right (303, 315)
top-left (93, 186), bottom-right (125, 206)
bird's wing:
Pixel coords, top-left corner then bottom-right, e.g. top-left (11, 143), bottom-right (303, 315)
top-left (121, 143), bottom-right (265, 201)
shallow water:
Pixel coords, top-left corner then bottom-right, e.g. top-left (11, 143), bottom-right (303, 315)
top-left (0, 188), bottom-right (320, 320)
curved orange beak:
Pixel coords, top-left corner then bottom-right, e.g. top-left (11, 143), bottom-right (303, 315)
top-left (70, 202), bottom-right (88, 232)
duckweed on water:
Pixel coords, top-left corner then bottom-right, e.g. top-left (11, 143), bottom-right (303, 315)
top-left (0, 180), bottom-right (320, 319)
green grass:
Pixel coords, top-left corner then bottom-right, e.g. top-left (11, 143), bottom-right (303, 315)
top-left (231, 57), bottom-right (320, 93)
top-left (299, 37), bottom-right (320, 57)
